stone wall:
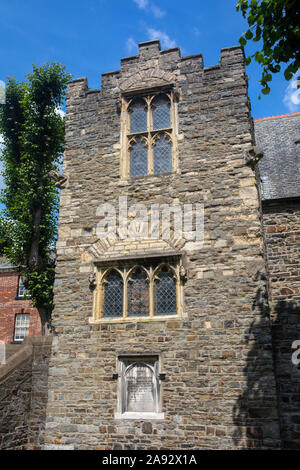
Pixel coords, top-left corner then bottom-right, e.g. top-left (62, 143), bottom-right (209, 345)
top-left (0, 336), bottom-right (52, 449)
top-left (44, 41), bottom-right (281, 449)
top-left (262, 199), bottom-right (300, 448)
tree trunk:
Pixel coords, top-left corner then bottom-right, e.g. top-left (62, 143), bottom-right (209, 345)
top-left (38, 306), bottom-right (53, 336)
top-left (29, 203), bottom-right (42, 269)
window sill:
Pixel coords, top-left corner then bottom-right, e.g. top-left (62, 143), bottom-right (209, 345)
top-left (88, 314), bottom-right (184, 324)
top-left (114, 412), bottom-right (164, 420)
top-left (121, 171), bottom-right (180, 182)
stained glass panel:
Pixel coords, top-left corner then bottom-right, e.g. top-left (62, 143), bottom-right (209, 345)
top-left (153, 136), bottom-right (172, 174)
top-left (155, 267), bottom-right (176, 316)
top-left (129, 99), bottom-right (147, 133)
top-left (103, 270), bottom-right (123, 317)
top-left (130, 140), bottom-right (148, 177)
top-left (128, 268), bottom-right (149, 317)
top-left (152, 96), bottom-right (170, 130)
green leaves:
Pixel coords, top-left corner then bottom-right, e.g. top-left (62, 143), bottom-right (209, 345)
top-left (0, 63), bottom-right (72, 326)
top-left (239, 36), bottom-right (247, 46)
top-left (236, 0), bottom-right (300, 96)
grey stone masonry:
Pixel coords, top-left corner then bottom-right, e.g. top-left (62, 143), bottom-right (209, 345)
top-left (44, 41), bottom-right (281, 449)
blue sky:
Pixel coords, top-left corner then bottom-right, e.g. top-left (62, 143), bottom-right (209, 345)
top-left (0, 0), bottom-right (299, 193)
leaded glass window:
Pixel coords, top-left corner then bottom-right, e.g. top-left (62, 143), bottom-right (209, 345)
top-left (123, 91), bottom-right (177, 178)
top-left (129, 99), bottom-right (147, 133)
top-left (152, 95), bottom-right (171, 130)
top-left (92, 259), bottom-right (182, 322)
top-left (128, 268), bottom-right (149, 317)
top-left (103, 270), bottom-right (123, 317)
top-left (155, 267), bottom-right (177, 316)
top-left (130, 139), bottom-right (148, 177)
top-left (154, 136), bottom-right (172, 174)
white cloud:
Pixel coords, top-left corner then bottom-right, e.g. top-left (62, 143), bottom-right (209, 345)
top-left (151, 5), bottom-right (165, 18)
top-left (133, 0), bottom-right (148, 9)
top-left (147, 28), bottom-right (176, 49)
top-left (126, 37), bottom-right (138, 55)
top-left (133, 0), bottom-right (165, 18)
top-left (193, 27), bottom-right (200, 37)
top-left (283, 72), bottom-right (300, 113)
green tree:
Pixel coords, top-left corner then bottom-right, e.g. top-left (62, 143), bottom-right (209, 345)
top-left (236, 0), bottom-right (300, 95)
top-left (0, 63), bottom-right (72, 333)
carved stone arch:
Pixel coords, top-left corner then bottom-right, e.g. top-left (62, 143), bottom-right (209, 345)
top-left (101, 266), bottom-right (124, 283)
top-left (153, 263), bottom-right (177, 281)
top-left (119, 69), bottom-right (175, 92)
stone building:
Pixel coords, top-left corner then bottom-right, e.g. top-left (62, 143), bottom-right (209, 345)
top-left (255, 112), bottom-right (300, 449)
top-left (0, 41), bottom-right (299, 450)
top-left (43, 41), bottom-right (282, 449)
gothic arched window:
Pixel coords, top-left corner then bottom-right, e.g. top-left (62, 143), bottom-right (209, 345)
top-left (152, 95), bottom-right (171, 130)
top-left (128, 268), bottom-right (149, 317)
top-left (129, 98), bottom-right (147, 133)
top-left (103, 270), bottom-right (123, 317)
top-left (153, 135), bottom-right (172, 174)
top-left (92, 258), bottom-right (183, 323)
top-left (130, 139), bottom-right (148, 177)
top-left (122, 90), bottom-right (178, 178)
top-left (155, 267), bottom-right (177, 316)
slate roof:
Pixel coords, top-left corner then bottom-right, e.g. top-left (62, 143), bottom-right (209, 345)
top-left (254, 112), bottom-right (300, 200)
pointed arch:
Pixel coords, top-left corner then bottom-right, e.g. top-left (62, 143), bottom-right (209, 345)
top-left (103, 269), bottom-right (123, 317)
top-left (128, 267), bottom-right (149, 317)
top-left (153, 133), bottom-right (172, 174)
top-left (154, 265), bottom-right (177, 316)
top-left (129, 138), bottom-right (148, 177)
top-left (151, 94), bottom-right (171, 130)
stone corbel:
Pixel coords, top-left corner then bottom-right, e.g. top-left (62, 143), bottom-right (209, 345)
top-left (116, 99), bottom-right (122, 114)
top-left (48, 170), bottom-right (68, 189)
top-left (179, 264), bottom-right (187, 283)
top-left (244, 146), bottom-right (264, 169)
top-left (173, 86), bottom-right (181, 102)
top-left (88, 272), bottom-right (96, 291)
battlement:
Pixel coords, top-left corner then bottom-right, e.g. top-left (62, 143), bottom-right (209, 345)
top-left (66, 42), bottom-right (245, 98)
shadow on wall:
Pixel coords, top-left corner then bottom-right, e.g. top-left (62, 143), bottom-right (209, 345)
top-left (232, 271), bottom-right (300, 449)
top-left (232, 272), bottom-right (281, 449)
top-left (272, 299), bottom-right (300, 449)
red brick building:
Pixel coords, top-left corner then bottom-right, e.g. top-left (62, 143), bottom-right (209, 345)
top-left (0, 257), bottom-right (41, 343)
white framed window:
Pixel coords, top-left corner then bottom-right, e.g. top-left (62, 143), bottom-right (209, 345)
top-left (14, 313), bottom-right (30, 342)
top-left (17, 276), bottom-right (26, 297)
top-left (114, 355), bottom-right (164, 420)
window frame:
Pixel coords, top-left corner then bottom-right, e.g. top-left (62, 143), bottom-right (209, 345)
top-left (120, 87), bottom-right (179, 179)
top-left (14, 313), bottom-right (30, 342)
top-left (115, 355), bottom-right (164, 420)
top-left (17, 276), bottom-right (26, 298)
top-left (89, 255), bottom-right (185, 324)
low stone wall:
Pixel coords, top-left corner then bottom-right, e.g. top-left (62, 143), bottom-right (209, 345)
top-left (0, 336), bottom-right (52, 450)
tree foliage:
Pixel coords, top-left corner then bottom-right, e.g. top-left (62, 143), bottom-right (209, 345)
top-left (236, 0), bottom-right (300, 95)
top-left (0, 63), bottom-right (72, 332)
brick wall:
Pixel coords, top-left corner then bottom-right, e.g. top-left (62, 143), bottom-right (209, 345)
top-left (262, 199), bottom-right (300, 449)
top-left (0, 271), bottom-right (42, 343)
top-left (43, 41), bottom-right (281, 449)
